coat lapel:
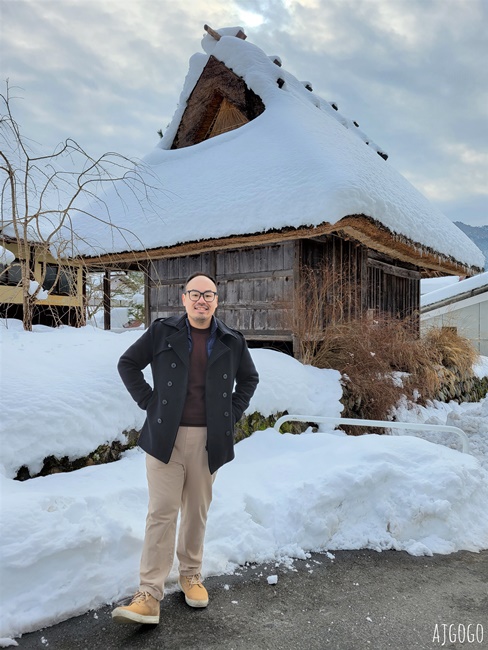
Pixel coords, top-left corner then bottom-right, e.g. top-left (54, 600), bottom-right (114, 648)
top-left (208, 336), bottom-right (230, 367)
top-left (166, 326), bottom-right (190, 366)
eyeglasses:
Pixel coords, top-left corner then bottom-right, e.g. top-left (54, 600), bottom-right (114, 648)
top-left (186, 290), bottom-right (218, 303)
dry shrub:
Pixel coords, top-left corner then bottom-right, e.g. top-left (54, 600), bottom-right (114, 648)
top-left (291, 263), bottom-right (481, 431)
top-left (310, 315), bottom-right (479, 432)
top-left (422, 326), bottom-right (478, 376)
top-left (293, 264), bottom-right (362, 365)
top-left (311, 315), bottom-right (418, 431)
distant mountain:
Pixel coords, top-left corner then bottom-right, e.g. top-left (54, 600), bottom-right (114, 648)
top-left (454, 222), bottom-right (488, 270)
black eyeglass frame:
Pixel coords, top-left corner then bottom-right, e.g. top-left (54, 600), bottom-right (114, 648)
top-left (185, 290), bottom-right (218, 303)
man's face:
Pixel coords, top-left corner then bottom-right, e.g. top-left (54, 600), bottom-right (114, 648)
top-left (182, 275), bottom-right (218, 329)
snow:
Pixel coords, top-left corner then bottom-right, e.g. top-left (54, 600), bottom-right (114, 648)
top-left (474, 356), bottom-right (488, 379)
top-left (0, 321), bottom-right (487, 643)
top-left (421, 271), bottom-right (488, 308)
top-left (421, 275), bottom-right (460, 295)
top-left (90, 306), bottom-right (137, 331)
top-left (0, 245), bottom-right (15, 266)
top-left (68, 32), bottom-right (484, 271)
top-left (27, 280), bottom-right (48, 301)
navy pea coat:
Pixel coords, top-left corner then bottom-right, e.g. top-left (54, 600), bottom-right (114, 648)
top-left (117, 314), bottom-right (259, 474)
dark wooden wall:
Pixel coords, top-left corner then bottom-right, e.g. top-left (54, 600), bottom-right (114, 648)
top-left (148, 235), bottom-right (421, 346)
top-left (367, 252), bottom-right (421, 321)
top-left (299, 236), bottom-right (421, 326)
top-left (299, 236), bottom-right (368, 326)
top-left (148, 242), bottom-right (295, 340)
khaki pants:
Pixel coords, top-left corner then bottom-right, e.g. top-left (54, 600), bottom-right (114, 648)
top-left (139, 426), bottom-right (216, 601)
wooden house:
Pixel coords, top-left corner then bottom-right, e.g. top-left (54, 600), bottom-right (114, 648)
top-left (72, 26), bottom-right (484, 353)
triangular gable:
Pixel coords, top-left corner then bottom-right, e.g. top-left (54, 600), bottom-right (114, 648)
top-left (170, 55), bottom-right (264, 149)
top-left (207, 97), bottom-right (249, 138)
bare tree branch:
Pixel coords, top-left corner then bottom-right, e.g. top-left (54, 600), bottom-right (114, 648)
top-left (1, 80), bottom-right (164, 330)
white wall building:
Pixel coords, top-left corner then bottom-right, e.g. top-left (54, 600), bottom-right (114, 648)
top-left (421, 273), bottom-right (488, 355)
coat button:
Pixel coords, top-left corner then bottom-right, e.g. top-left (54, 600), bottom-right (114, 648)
top-left (223, 392), bottom-right (228, 398)
top-left (224, 411), bottom-right (229, 417)
top-left (225, 430), bottom-right (231, 436)
top-left (168, 343), bottom-right (172, 348)
top-left (157, 418), bottom-right (162, 424)
top-left (167, 381), bottom-right (173, 387)
top-left (171, 363), bottom-right (176, 368)
top-left (162, 399), bottom-right (168, 405)
top-left (223, 373), bottom-right (228, 379)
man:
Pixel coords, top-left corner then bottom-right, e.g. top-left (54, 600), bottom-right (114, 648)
top-left (112, 273), bottom-right (259, 625)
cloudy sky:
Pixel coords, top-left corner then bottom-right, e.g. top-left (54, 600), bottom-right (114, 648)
top-left (1, 0), bottom-right (487, 227)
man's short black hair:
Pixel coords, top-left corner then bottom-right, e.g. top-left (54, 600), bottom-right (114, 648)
top-left (184, 272), bottom-right (217, 290)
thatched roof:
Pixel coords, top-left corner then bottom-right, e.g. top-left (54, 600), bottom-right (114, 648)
top-left (71, 26), bottom-right (485, 275)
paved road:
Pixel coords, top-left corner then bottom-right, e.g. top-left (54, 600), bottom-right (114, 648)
top-left (17, 549), bottom-right (487, 650)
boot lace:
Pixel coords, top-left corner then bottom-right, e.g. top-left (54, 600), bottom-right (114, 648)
top-left (187, 574), bottom-right (203, 587)
top-left (130, 590), bottom-right (152, 604)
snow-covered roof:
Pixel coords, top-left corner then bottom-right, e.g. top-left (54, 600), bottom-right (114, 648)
top-left (421, 276), bottom-right (460, 295)
top-left (71, 28), bottom-right (484, 272)
top-left (421, 271), bottom-right (488, 308)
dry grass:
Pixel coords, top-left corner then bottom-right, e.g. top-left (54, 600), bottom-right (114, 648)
top-left (292, 264), bottom-right (361, 365)
top-left (422, 326), bottom-right (478, 376)
top-left (308, 314), bottom-right (479, 430)
top-left (291, 264), bottom-right (480, 430)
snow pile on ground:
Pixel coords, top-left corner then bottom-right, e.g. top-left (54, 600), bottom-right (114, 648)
top-left (0, 321), bottom-right (341, 479)
top-left (0, 322), bottom-right (487, 642)
top-left (474, 355), bottom-right (488, 379)
top-left (393, 395), bottom-right (488, 469)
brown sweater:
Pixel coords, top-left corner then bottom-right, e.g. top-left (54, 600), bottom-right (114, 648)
top-left (180, 325), bottom-right (210, 426)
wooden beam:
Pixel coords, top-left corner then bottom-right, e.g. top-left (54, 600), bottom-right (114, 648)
top-left (204, 24), bottom-right (221, 41)
top-left (204, 24), bottom-right (247, 41)
top-left (103, 270), bottom-right (111, 331)
top-left (367, 258), bottom-right (421, 280)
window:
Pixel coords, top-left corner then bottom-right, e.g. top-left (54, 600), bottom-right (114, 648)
top-left (0, 261), bottom-right (22, 286)
top-left (42, 264), bottom-right (76, 296)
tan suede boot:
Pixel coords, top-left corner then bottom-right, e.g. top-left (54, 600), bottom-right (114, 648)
top-left (111, 591), bottom-right (160, 624)
top-left (179, 574), bottom-right (209, 608)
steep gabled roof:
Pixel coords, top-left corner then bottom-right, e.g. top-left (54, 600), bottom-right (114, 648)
top-left (71, 27), bottom-right (485, 274)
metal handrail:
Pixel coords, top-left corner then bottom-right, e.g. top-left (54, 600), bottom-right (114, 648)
top-left (273, 414), bottom-right (470, 453)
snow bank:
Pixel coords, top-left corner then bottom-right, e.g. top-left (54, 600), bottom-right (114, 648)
top-left (0, 321), bottom-right (341, 478)
top-left (1, 429), bottom-right (487, 640)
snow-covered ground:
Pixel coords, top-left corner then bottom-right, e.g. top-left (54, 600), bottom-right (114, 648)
top-left (0, 320), bottom-right (487, 645)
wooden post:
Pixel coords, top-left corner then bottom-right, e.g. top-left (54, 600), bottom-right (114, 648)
top-left (103, 270), bottom-right (111, 331)
top-left (204, 24), bottom-right (246, 41)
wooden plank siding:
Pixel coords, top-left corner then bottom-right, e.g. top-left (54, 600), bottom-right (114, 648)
top-left (367, 255), bottom-right (421, 326)
top-left (0, 240), bottom-right (85, 326)
top-left (147, 234), bottom-right (422, 347)
top-left (149, 242), bottom-right (295, 340)
top-left (299, 236), bottom-right (368, 328)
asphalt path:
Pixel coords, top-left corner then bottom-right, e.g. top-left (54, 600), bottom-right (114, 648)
top-left (16, 549), bottom-right (488, 650)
